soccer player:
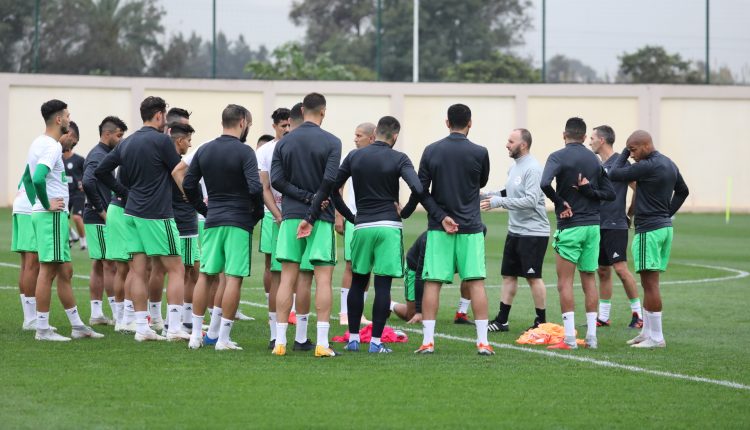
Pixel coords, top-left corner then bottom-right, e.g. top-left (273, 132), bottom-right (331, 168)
top-left (82, 116), bottom-right (128, 326)
top-left (541, 117), bottom-right (615, 350)
top-left (168, 123), bottom-right (200, 333)
top-left (257, 108), bottom-right (301, 349)
top-left (336, 122), bottom-right (374, 327)
top-left (588, 125), bottom-right (643, 328)
top-left (62, 122), bottom-right (86, 250)
top-left (270, 93), bottom-right (341, 357)
top-left (184, 104), bottom-right (263, 351)
top-left (95, 96), bottom-right (187, 342)
top-left (608, 130), bottom-right (689, 348)
top-left (320, 116), bottom-right (422, 353)
top-left (13, 154), bottom-right (41, 330)
top-left (410, 104), bottom-right (493, 355)
top-left (26, 99), bottom-right (102, 341)
top-left (481, 128), bottom-right (550, 332)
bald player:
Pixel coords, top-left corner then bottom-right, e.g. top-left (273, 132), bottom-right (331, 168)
top-left (336, 122), bottom-right (375, 326)
top-left (608, 130), bottom-right (689, 348)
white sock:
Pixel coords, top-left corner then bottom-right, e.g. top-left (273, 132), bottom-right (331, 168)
top-left (24, 296), bottom-right (37, 322)
top-left (65, 306), bottom-right (85, 327)
top-left (295, 313), bottom-right (309, 343)
top-left (37, 311), bottom-right (50, 330)
top-left (265, 292), bottom-right (269, 306)
top-left (207, 307), bottom-right (222, 339)
top-left (291, 294), bottom-right (296, 313)
top-left (19, 294), bottom-right (28, 320)
top-left (422, 320), bottom-right (435, 345)
top-left (350, 333), bottom-right (360, 342)
top-left (135, 311), bottom-right (150, 334)
top-left (91, 300), bottom-right (104, 319)
top-left (475, 319), bottom-right (488, 345)
top-left (149, 301), bottom-right (162, 321)
top-left (107, 296), bottom-right (116, 318)
top-left (648, 311), bottom-right (664, 342)
top-left (586, 312), bottom-right (597, 339)
top-left (457, 297), bottom-right (471, 314)
top-left (191, 314), bottom-right (203, 339)
top-left (115, 302), bottom-right (124, 324)
top-left (69, 228), bottom-right (79, 241)
top-left (268, 312), bottom-right (277, 340)
top-left (182, 302), bottom-right (193, 324)
top-left (598, 300), bottom-right (611, 322)
top-left (316, 322), bottom-right (330, 348)
top-left (276, 322), bottom-right (288, 346)
top-left (640, 309), bottom-right (650, 338)
top-left (218, 317), bottom-right (234, 344)
top-left (630, 298), bottom-right (642, 318)
top-left (363, 291), bottom-right (368, 305)
top-left (371, 336), bottom-right (381, 345)
top-left (340, 288), bottom-right (349, 314)
top-left (80, 237), bottom-right (87, 247)
top-left (562, 312), bottom-right (576, 343)
top-left (167, 304), bottom-right (182, 332)
top-left (124, 300), bottom-right (135, 324)
top-left (390, 301), bottom-right (398, 312)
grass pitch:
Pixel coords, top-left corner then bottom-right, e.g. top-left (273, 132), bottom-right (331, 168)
top-left (0, 208), bottom-right (748, 429)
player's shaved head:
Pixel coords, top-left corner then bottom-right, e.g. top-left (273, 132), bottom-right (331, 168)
top-left (625, 130), bottom-right (655, 161)
top-left (356, 122), bottom-right (376, 136)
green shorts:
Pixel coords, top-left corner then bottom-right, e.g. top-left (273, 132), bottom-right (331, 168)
top-left (180, 236), bottom-right (200, 266)
top-left (343, 221), bottom-right (355, 261)
top-left (553, 225), bottom-right (600, 272)
top-left (200, 226), bottom-right (251, 277)
top-left (11, 213), bottom-right (37, 253)
top-left (404, 268), bottom-right (416, 302)
top-left (259, 212), bottom-right (275, 254)
top-left (633, 227), bottom-right (673, 273)
top-left (84, 224), bottom-right (107, 260)
top-left (32, 211), bottom-right (70, 263)
top-left (275, 219), bottom-right (336, 271)
top-left (124, 215), bottom-right (181, 257)
top-left (422, 230), bottom-right (486, 283)
top-left (105, 205), bottom-right (132, 262)
top-left (198, 219), bottom-right (206, 242)
top-left (351, 226), bottom-right (404, 277)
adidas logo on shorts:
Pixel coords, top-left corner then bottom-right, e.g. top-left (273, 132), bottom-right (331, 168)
top-left (613, 252), bottom-right (619, 258)
top-left (527, 268), bottom-right (535, 274)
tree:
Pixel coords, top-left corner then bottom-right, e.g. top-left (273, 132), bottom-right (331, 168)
top-left (617, 45), bottom-right (702, 84)
top-left (0, 0), bottom-right (35, 72)
top-left (439, 52), bottom-right (538, 83)
top-left (289, 0), bottom-right (531, 82)
top-left (547, 55), bottom-right (599, 83)
top-left (245, 42), bottom-right (373, 81)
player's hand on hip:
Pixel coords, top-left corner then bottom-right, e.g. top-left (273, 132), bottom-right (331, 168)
top-left (297, 220), bottom-right (313, 239)
top-left (560, 201), bottom-right (573, 218)
top-left (49, 198), bottom-right (65, 211)
top-left (441, 216), bottom-right (459, 234)
top-left (98, 210), bottom-right (107, 221)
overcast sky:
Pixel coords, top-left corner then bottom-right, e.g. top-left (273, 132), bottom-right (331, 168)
top-left (161, 0), bottom-right (750, 82)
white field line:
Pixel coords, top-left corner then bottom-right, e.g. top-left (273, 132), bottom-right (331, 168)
top-left (239, 299), bottom-right (750, 392)
top-left (0, 257), bottom-right (746, 392)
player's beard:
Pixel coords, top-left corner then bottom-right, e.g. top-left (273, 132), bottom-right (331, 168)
top-left (510, 147), bottom-right (521, 159)
top-left (60, 123), bottom-right (69, 135)
top-left (239, 125), bottom-right (249, 143)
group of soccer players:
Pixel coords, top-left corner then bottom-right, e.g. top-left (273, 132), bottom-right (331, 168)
top-left (12, 93), bottom-right (689, 355)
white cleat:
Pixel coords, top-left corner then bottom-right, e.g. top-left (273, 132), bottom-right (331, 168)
top-left (35, 328), bottom-right (71, 342)
top-left (72, 325), bottom-right (104, 339)
top-left (23, 319), bottom-right (58, 331)
top-left (134, 329), bottom-right (167, 342)
top-left (150, 318), bottom-right (165, 331)
top-left (235, 311), bottom-right (254, 321)
top-left (116, 321), bottom-right (137, 333)
top-left (626, 332), bottom-right (649, 345)
top-left (89, 316), bottom-right (114, 326)
top-left (166, 329), bottom-right (191, 342)
top-left (215, 340), bottom-right (243, 351)
top-left (584, 336), bottom-right (598, 349)
top-left (631, 338), bottom-right (666, 348)
top-left (188, 336), bottom-right (203, 349)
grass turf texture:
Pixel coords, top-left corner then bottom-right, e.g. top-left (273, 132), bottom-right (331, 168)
top-left (0, 208), bottom-right (748, 429)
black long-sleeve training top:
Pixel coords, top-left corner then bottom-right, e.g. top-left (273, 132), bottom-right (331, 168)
top-left (172, 178), bottom-right (202, 237)
top-left (600, 154), bottom-right (630, 230)
top-left (608, 149), bottom-right (689, 234)
top-left (82, 142), bottom-right (113, 224)
top-left (404, 132), bottom-right (489, 234)
top-left (540, 142), bottom-right (616, 229)
top-left (270, 121), bottom-right (341, 223)
top-left (183, 135), bottom-right (263, 233)
top-left (328, 141), bottom-right (423, 225)
top-left (95, 126), bottom-right (181, 219)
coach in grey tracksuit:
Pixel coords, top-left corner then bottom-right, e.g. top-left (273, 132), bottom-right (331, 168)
top-left (481, 128), bottom-right (550, 332)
